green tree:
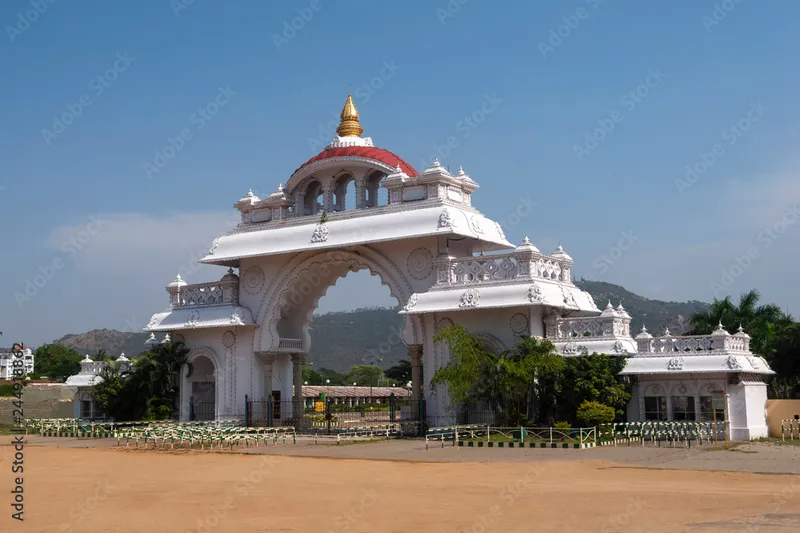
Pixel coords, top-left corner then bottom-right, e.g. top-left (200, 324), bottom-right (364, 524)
top-left (430, 325), bottom-right (565, 426)
top-left (575, 400), bottom-right (616, 427)
top-left (689, 289), bottom-right (800, 398)
top-left (346, 365), bottom-right (384, 386)
top-left (32, 344), bottom-right (83, 380)
top-left (555, 354), bottom-right (631, 423)
top-left (94, 349), bottom-right (114, 363)
top-left (93, 341), bottom-right (189, 421)
top-left (385, 360), bottom-right (411, 384)
top-left (689, 289), bottom-right (791, 356)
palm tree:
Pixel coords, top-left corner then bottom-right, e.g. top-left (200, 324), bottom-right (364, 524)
top-left (689, 289), bottom-right (792, 356)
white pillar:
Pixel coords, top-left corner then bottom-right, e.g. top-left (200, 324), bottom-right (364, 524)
top-left (291, 353), bottom-right (305, 401)
top-left (258, 352), bottom-right (275, 401)
top-left (409, 344), bottom-right (422, 400)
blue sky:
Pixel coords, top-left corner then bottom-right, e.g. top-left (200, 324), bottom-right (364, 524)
top-left (2, 0), bottom-right (799, 346)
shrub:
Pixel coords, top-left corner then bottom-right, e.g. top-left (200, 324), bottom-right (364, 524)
top-left (575, 401), bottom-right (615, 427)
top-left (553, 421), bottom-right (572, 430)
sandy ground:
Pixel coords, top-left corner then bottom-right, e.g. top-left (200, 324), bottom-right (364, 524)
top-left (2, 438), bottom-right (800, 533)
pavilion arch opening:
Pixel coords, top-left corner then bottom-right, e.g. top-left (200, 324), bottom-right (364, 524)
top-left (364, 170), bottom-right (388, 207)
top-left (302, 179), bottom-right (324, 215)
top-left (184, 352), bottom-right (216, 421)
top-left (261, 248), bottom-right (423, 370)
top-left (332, 172), bottom-right (357, 212)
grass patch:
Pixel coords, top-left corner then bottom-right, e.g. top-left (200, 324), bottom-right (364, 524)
top-left (0, 424), bottom-right (23, 436)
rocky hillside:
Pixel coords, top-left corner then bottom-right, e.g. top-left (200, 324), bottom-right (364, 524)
top-left (54, 329), bottom-right (151, 359)
top-left (53, 282), bottom-right (710, 372)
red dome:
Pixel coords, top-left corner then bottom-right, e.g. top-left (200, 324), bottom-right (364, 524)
top-left (291, 146), bottom-right (418, 177)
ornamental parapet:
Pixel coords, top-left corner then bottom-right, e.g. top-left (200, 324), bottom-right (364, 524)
top-left (166, 269), bottom-right (239, 309)
top-left (633, 324), bottom-right (752, 357)
top-left (546, 314), bottom-right (631, 341)
top-left (432, 248), bottom-right (573, 288)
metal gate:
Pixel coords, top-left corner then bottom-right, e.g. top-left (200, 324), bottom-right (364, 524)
top-left (189, 397), bottom-right (215, 421)
top-left (245, 395), bottom-right (426, 435)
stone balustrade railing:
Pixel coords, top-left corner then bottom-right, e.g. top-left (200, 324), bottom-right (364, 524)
top-left (278, 338), bottom-right (304, 351)
top-left (168, 279), bottom-right (239, 308)
top-left (546, 315), bottom-right (631, 340)
top-left (635, 331), bottom-right (751, 356)
top-left (433, 249), bottom-right (572, 287)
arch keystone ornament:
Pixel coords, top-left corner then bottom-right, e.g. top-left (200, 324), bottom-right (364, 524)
top-left (438, 208), bottom-right (454, 228)
top-left (526, 282), bottom-right (544, 304)
top-left (310, 223), bottom-right (328, 243)
top-left (459, 288), bottom-right (480, 308)
top-left (726, 356), bottom-right (743, 370)
top-left (208, 238), bottom-right (220, 256)
top-left (185, 310), bottom-right (200, 328)
top-left (667, 357), bottom-right (684, 371)
top-left (404, 293), bottom-right (419, 312)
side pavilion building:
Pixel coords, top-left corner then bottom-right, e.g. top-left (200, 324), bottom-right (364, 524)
top-left (145, 96), bottom-right (772, 439)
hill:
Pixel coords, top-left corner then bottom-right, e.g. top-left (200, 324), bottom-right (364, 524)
top-left (52, 282), bottom-right (709, 372)
top-left (53, 329), bottom-right (152, 359)
top-left (575, 279), bottom-right (709, 336)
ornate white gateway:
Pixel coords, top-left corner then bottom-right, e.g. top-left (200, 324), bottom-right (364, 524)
top-left (145, 96), bottom-right (773, 437)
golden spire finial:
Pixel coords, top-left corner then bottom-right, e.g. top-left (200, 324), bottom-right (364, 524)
top-left (336, 94), bottom-right (363, 137)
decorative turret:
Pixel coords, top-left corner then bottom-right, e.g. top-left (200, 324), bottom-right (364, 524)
top-left (516, 235), bottom-right (540, 252)
top-left (166, 274), bottom-right (187, 307)
top-left (336, 94), bottom-right (364, 137)
top-left (235, 188), bottom-right (260, 209)
top-left (219, 268), bottom-right (240, 305)
top-left (616, 302), bottom-right (631, 319)
top-left (601, 301), bottom-right (616, 317)
top-left (552, 244), bottom-right (573, 262)
top-left (711, 322), bottom-right (730, 336)
top-left (115, 352), bottom-right (132, 373)
top-left (221, 267), bottom-right (238, 283)
top-left (635, 325), bottom-right (653, 339)
top-left (167, 274), bottom-right (186, 289)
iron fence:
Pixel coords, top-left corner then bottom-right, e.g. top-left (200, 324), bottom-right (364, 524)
top-left (245, 395), bottom-right (426, 435)
top-left (189, 398), bottom-right (215, 421)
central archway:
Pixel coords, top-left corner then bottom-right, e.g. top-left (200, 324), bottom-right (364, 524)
top-left (254, 246), bottom-right (424, 354)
